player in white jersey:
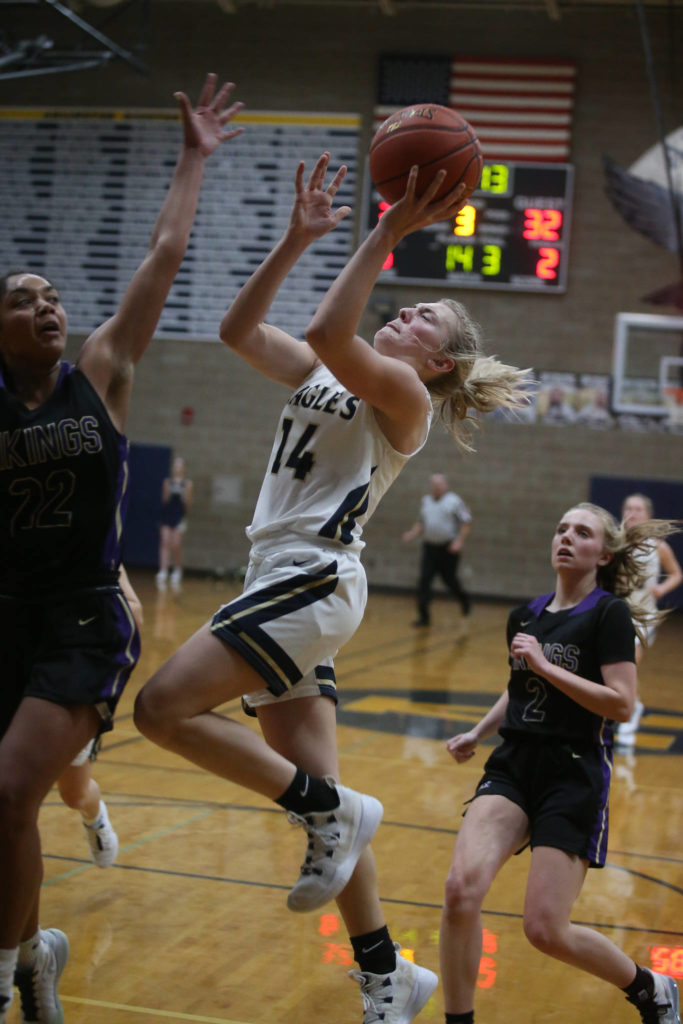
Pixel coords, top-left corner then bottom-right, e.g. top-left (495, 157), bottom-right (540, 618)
top-left (616, 493), bottom-right (682, 743)
top-left (135, 154), bottom-right (529, 1024)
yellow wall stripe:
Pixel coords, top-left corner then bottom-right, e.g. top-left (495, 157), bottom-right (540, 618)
top-left (0, 108), bottom-right (360, 128)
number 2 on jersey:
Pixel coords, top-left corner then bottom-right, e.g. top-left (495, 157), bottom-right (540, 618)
top-left (523, 676), bottom-right (548, 723)
top-left (9, 469), bottom-right (76, 536)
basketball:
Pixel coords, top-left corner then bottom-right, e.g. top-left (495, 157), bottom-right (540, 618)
top-left (369, 104), bottom-right (483, 205)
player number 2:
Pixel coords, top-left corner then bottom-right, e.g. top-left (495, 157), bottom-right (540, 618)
top-left (522, 676), bottom-right (548, 723)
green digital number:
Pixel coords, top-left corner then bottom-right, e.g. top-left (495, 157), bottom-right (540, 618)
top-left (479, 164), bottom-right (509, 194)
top-left (445, 244), bottom-right (474, 273)
top-left (481, 245), bottom-right (502, 276)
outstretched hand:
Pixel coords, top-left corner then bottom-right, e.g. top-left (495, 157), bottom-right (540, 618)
top-left (289, 152), bottom-right (352, 242)
top-left (174, 72), bottom-right (244, 157)
top-left (378, 167), bottom-right (469, 242)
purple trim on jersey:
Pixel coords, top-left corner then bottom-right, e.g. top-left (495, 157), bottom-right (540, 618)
top-left (571, 587), bottom-right (610, 615)
top-left (57, 360), bottom-right (75, 384)
top-left (0, 359), bottom-right (73, 390)
top-left (101, 592), bottom-right (141, 701)
top-left (528, 592), bottom-right (554, 616)
top-left (585, 719), bottom-right (614, 867)
top-left (527, 587), bottom-right (610, 618)
top-left (101, 435), bottom-right (131, 571)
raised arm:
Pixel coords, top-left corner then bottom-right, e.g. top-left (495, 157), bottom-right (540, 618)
top-left (305, 169), bottom-right (467, 427)
top-left (78, 73), bottom-right (244, 431)
top-left (219, 153), bottom-right (350, 389)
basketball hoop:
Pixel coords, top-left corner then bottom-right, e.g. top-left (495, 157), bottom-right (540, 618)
top-left (662, 386), bottom-right (683, 427)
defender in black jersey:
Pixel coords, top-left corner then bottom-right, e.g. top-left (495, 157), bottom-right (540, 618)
top-left (439, 504), bottom-right (681, 1024)
top-left (0, 75), bottom-right (242, 1024)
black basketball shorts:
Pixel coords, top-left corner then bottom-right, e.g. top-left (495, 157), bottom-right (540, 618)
top-left (0, 586), bottom-right (140, 739)
top-left (473, 735), bottom-right (612, 867)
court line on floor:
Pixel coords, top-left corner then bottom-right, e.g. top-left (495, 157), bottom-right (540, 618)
top-left (60, 994), bottom-right (249, 1022)
top-left (43, 787), bottom-right (683, 859)
top-left (42, 808), bottom-right (215, 885)
top-left (42, 854), bottom-right (682, 937)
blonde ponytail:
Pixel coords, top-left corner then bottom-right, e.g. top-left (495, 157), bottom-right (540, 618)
top-left (574, 503), bottom-right (680, 643)
top-left (425, 299), bottom-right (532, 451)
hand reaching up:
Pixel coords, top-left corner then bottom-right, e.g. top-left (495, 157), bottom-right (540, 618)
top-left (174, 72), bottom-right (244, 158)
top-left (378, 166), bottom-right (469, 243)
top-left (289, 152), bottom-right (352, 243)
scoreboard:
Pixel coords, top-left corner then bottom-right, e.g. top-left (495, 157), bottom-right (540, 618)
top-left (365, 161), bottom-right (574, 293)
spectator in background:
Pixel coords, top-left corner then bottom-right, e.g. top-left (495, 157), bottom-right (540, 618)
top-left (403, 473), bottom-right (472, 627)
top-left (541, 386), bottom-right (576, 424)
top-left (616, 492), bottom-right (683, 744)
top-left (157, 456), bottom-right (194, 594)
top-left (575, 389), bottom-right (615, 429)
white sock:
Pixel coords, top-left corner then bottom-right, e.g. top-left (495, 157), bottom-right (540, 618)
top-left (83, 800), bottom-right (106, 829)
top-left (0, 945), bottom-right (18, 1011)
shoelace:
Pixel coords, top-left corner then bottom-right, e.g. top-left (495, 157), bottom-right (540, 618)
top-left (287, 811), bottom-right (341, 877)
top-left (627, 993), bottom-right (672, 1023)
top-left (350, 971), bottom-right (393, 1024)
top-left (14, 963), bottom-right (42, 1021)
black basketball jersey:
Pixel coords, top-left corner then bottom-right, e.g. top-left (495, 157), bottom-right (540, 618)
top-left (500, 587), bottom-right (635, 745)
top-left (0, 362), bottom-right (130, 596)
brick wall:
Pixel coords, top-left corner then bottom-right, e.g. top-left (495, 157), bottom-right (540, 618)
top-left (8, 2), bottom-right (683, 599)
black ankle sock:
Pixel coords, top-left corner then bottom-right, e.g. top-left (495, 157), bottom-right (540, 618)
top-left (623, 965), bottom-right (655, 1003)
top-left (445, 1013), bottom-right (474, 1024)
top-left (275, 768), bottom-right (340, 816)
top-left (351, 926), bottom-right (396, 976)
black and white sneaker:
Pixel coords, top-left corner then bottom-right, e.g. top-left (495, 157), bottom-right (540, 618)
top-left (287, 783), bottom-right (383, 912)
top-left (349, 945), bottom-right (438, 1024)
top-left (14, 928), bottom-right (69, 1023)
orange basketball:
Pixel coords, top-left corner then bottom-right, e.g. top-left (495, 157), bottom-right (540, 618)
top-left (369, 104), bottom-right (483, 205)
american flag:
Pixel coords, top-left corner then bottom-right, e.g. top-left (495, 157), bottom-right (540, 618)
top-left (375, 54), bottom-right (577, 163)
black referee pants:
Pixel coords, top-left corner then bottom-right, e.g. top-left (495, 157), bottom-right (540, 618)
top-left (416, 541), bottom-right (471, 623)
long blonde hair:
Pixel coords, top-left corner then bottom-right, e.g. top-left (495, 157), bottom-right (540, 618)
top-left (574, 502), bottom-right (679, 642)
top-left (426, 298), bottom-right (531, 451)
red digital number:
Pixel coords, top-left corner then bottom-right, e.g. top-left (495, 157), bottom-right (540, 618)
top-left (523, 208), bottom-right (563, 241)
top-left (536, 247), bottom-right (560, 280)
top-left (477, 955), bottom-right (497, 989)
top-left (650, 946), bottom-right (683, 978)
top-left (378, 201), bottom-right (395, 270)
top-left (321, 942), bottom-right (353, 966)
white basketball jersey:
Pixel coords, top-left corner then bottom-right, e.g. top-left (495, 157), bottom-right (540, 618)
top-left (247, 363), bottom-right (432, 555)
top-left (631, 538), bottom-right (660, 616)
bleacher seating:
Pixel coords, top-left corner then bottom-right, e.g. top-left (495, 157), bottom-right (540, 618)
top-left (0, 111), bottom-right (360, 341)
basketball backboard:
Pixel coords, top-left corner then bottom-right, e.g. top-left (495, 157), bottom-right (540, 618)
top-left (612, 312), bottom-right (683, 416)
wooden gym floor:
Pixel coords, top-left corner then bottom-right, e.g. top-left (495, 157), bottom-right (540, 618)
top-left (32, 572), bottom-right (683, 1024)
